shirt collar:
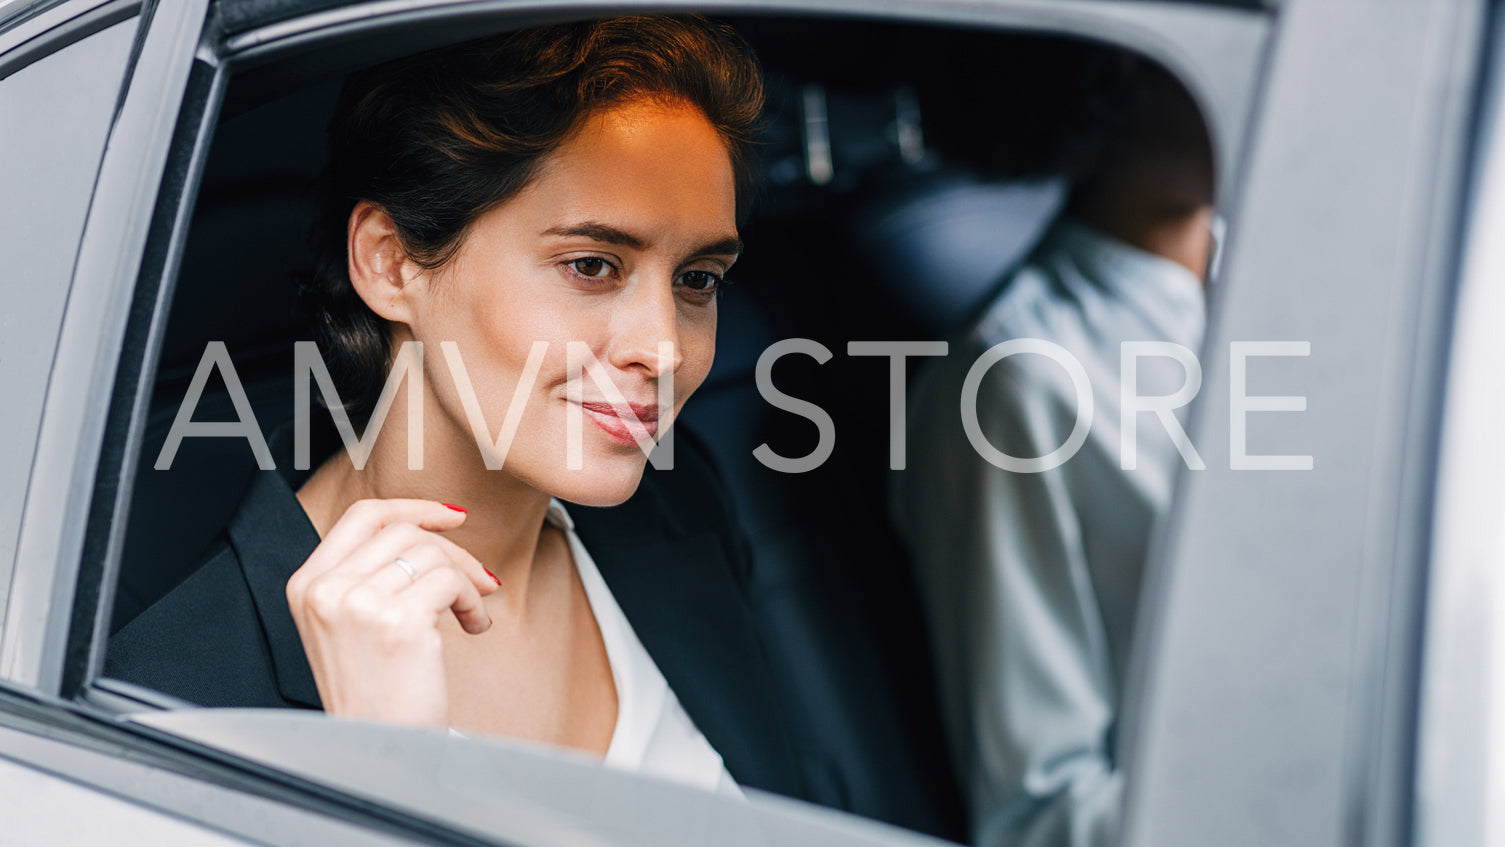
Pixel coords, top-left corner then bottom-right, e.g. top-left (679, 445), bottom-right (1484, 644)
top-left (545, 498), bottom-right (575, 532)
top-left (1044, 216), bottom-right (1206, 306)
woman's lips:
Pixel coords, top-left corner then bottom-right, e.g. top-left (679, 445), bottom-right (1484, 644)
top-left (576, 400), bottom-right (660, 447)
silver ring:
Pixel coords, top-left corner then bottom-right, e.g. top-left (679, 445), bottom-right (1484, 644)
top-left (392, 556), bottom-right (418, 582)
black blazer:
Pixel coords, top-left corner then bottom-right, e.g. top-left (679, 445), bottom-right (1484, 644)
top-left (105, 429), bottom-right (804, 800)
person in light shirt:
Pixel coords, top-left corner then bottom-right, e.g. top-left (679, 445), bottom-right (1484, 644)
top-left (893, 59), bottom-right (1216, 847)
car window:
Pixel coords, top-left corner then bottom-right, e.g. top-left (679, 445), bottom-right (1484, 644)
top-left (0, 16), bottom-right (135, 614)
top-left (71, 2), bottom-right (1268, 845)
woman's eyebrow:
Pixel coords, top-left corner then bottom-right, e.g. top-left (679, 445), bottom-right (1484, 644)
top-left (542, 222), bottom-right (646, 248)
top-left (694, 236), bottom-right (744, 259)
top-left (543, 222), bottom-right (742, 258)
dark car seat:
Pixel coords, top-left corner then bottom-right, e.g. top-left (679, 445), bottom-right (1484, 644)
top-left (847, 170), bottom-right (1063, 335)
top-left (670, 64), bottom-right (1064, 835)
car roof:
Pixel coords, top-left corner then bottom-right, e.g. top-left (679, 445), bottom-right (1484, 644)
top-left (212, 0), bottom-right (1268, 38)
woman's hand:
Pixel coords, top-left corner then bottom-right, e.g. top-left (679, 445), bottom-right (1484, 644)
top-left (285, 499), bottom-right (500, 728)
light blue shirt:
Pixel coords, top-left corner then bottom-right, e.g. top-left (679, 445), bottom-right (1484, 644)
top-left (891, 219), bottom-right (1205, 847)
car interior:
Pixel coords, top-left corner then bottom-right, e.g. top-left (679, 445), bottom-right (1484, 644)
top-left (99, 10), bottom-right (1213, 841)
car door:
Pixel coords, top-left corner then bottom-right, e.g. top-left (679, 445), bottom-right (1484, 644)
top-left (1118, 2), bottom-right (1487, 847)
top-left (13, 1), bottom-right (1409, 846)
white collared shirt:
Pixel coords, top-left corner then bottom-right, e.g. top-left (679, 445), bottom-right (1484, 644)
top-left (544, 500), bottom-right (741, 797)
top-left (453, 501), bottom-right (739, 798)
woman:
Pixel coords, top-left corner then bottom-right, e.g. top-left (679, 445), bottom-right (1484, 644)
top-left (107, 15), bottom-right (800, 799)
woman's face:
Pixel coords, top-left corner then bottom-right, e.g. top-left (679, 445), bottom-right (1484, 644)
top-left (399, 99), bottom-right (739, 506)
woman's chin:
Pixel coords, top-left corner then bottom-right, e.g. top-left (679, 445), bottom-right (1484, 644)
top-left (544, 464), bottom-right (648, 509)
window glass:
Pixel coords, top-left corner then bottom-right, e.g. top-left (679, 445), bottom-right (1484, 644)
top-left (0, 19), bottom-right (136, 610)
top-left (98, 11), bottom-right (1241, 846)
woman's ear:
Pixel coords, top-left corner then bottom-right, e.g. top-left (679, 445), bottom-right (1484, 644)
top-left (348, 200), bottom-right (422, 324)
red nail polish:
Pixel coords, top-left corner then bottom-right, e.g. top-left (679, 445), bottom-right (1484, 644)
top-left (443, 503), bottom-right (467, 513)
top-left (485, 568), bottom-right (501, 586)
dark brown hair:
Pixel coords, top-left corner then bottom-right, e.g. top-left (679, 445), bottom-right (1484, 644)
top-left (304, 16), bottom-right (764, 421)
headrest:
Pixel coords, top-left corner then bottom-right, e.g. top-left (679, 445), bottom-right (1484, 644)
top-left (849, 172), bottom-right (1065, 333)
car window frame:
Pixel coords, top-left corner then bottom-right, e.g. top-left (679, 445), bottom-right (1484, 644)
top-left (5, 0), bottom-right (1274, 840)
top-left (72, 0), bottom-right (1271, 708)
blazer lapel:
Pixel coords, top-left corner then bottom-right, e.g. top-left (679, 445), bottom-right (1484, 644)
top-left (226, 468), bottom-right (325, 709)
top-left (573, 516), bottom-right (802, 798)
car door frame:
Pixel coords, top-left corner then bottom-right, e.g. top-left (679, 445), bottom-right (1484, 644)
top-left (1117, 2), bottom-right (1489, 847)
top-left (0, 0), bottom-right (1271, 705)
top-left (3, 0), bottom-right (1297, 841)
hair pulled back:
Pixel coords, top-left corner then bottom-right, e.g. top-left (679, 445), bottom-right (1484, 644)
top-left (304, 16), bottom-right (764, 421)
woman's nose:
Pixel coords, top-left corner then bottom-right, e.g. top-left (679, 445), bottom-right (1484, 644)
top-left (610, 278), bottom-right (683, 378)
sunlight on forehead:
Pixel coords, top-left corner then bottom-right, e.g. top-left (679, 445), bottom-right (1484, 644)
top-left (529, 100), bottom-right (740, 237)
top-left (528, 100), bottom-right (739, 255)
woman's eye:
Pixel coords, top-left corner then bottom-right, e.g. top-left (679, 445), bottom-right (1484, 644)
top-left (678, 270), bottom-right (723, 293)
top-left (567, 257), bottom-right (614, 278)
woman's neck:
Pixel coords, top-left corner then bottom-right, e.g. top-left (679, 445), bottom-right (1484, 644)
top-left (296, 391), bottom-right (557, 614)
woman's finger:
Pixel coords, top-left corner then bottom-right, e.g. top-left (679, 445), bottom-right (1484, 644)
top-left (301, 499), bottom-right (467, 578)
top-left (358, 541), bottom-right (464, 599)
top-left (401, 567), bottom-right (491, 635)
top-left (292, 522), bottom-right (427, 607)
top-left (327, 521), bottom-right (498, 595)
